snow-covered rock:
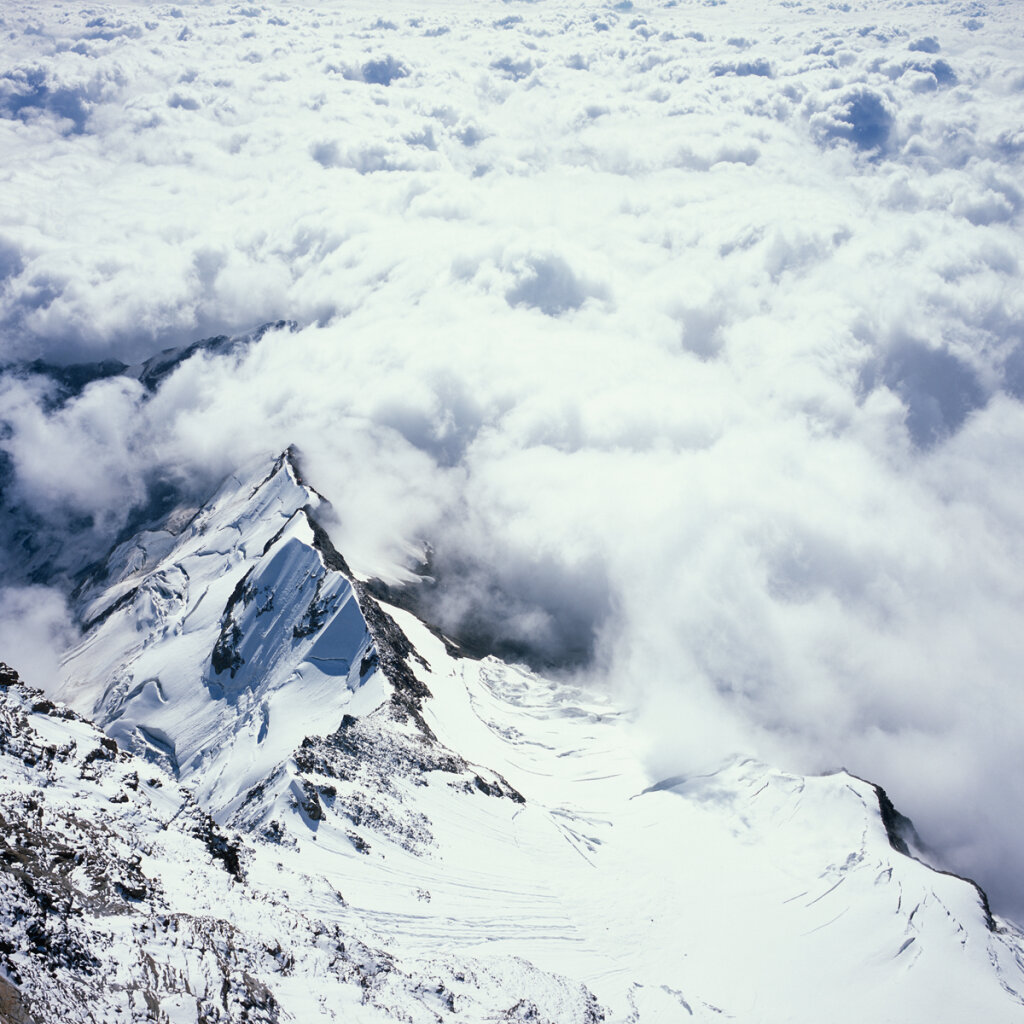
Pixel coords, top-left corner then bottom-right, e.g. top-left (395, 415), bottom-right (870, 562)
top-left (0, 663), bottom-right (602, 1024)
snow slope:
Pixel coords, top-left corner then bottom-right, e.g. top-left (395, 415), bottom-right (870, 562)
top-left (6, 452), bottom-right (1017, 1022)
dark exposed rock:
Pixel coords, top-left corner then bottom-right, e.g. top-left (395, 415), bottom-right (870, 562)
top-left (0, 974), bottom-right (36, 1024)
top-left (191, 816), bottom-right (244, 882)
top-left (211, 620), bottom-right (244, 678)
top-left (874, 783), bottom-right (922, 858)
top-left (347, 832), bottom-right (371, 855)
top-left (291, 574), bottom-right (336, 639)
top-left (82, 743), bottom-right (115, 766)
top-left (297, 780), bottom-right (325, 822)
top-left (871, 781), bottom-right (996, 932)
top-left (472, 774), bottom-right (525, 803)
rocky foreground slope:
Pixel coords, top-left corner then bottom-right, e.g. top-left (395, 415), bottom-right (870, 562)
top-left (2, 452), bottom-right (1023, 1023)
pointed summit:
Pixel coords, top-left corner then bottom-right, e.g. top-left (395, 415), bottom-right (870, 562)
top-left (59, 451), bottom-right (516, 839)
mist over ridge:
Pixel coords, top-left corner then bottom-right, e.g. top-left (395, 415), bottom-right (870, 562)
top-left (1, 0), bottom-right (1024, 922)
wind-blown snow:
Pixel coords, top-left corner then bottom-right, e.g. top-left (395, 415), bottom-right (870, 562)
top-left (1, 0), bottom-right (1024, 918)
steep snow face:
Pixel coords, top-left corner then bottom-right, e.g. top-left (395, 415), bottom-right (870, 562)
top-left (60, 451), bottom-right (387, 819)
top-left (29, 453), bottom-right (1024, 1023)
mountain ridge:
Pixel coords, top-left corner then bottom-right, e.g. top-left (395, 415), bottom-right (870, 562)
top-left (1, 451), bottom-right (1023, 1022)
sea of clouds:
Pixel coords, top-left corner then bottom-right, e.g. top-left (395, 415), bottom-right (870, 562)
top-left (1, 0), bottom-right (1023, 918)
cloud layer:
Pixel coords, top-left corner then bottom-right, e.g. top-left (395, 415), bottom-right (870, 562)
top-left (2, 0), bottom-right (1024, 919)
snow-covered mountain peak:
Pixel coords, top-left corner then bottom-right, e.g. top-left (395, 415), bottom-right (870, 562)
top-left (4, 454), bottom-right (1024, 1022)
top-left (55, 450), bottom-right (519, 842)
top-left (58, 451), bottom-right (365, 808)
